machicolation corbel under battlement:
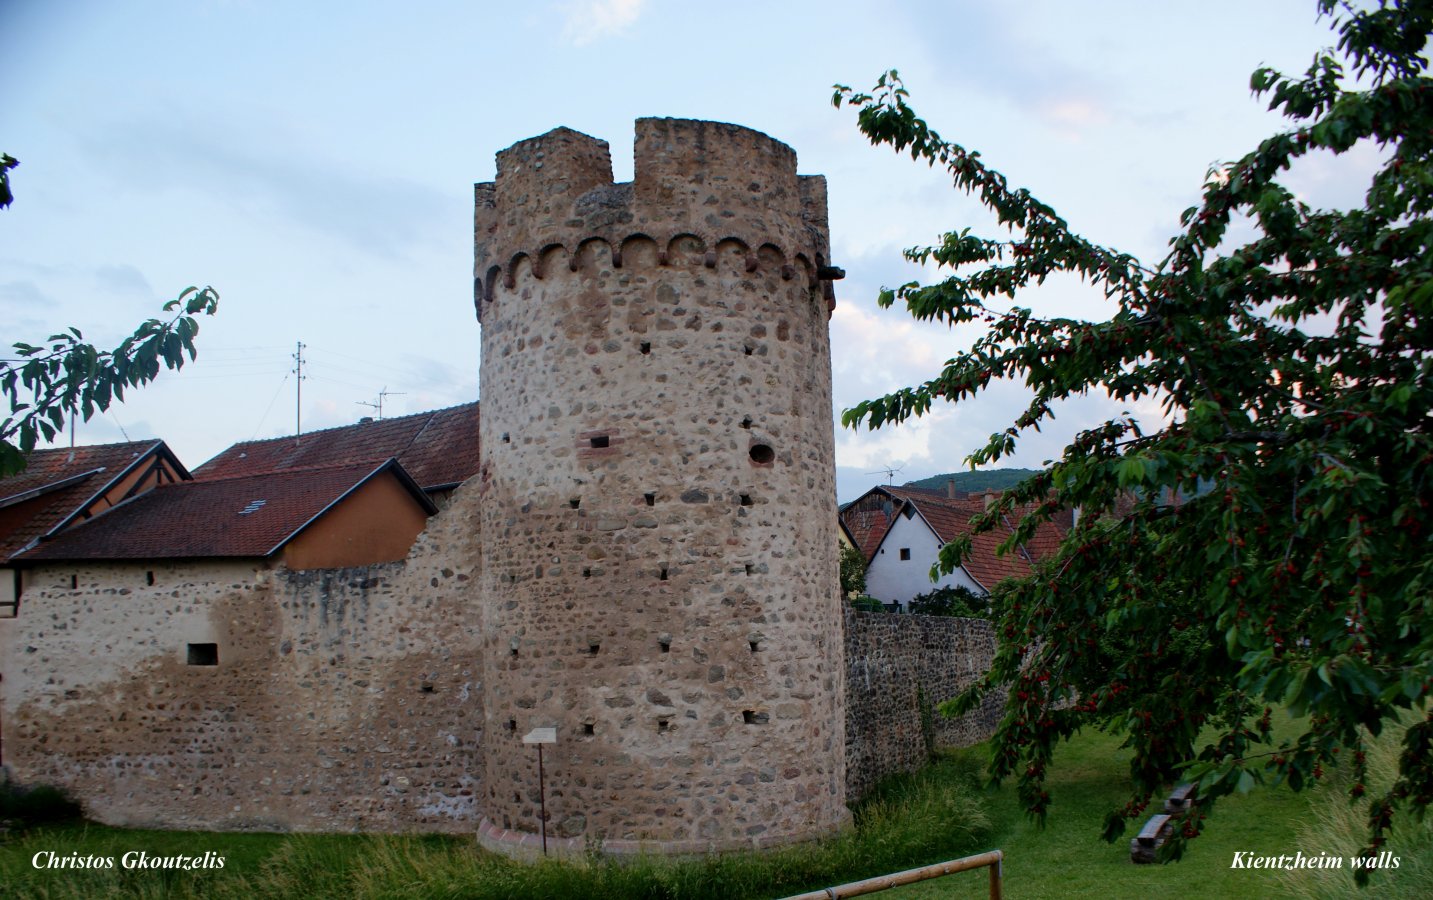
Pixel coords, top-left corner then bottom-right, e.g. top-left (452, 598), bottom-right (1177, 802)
top-left (474, 118), bottom-right (840, 321)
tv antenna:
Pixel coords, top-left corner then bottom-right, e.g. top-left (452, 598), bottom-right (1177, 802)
top-left (865, 464), bottom-right (904, 485)
top-left (357, 386), bottom-right (405, 421)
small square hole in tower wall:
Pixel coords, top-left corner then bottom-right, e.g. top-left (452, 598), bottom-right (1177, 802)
top-left (146, 570), bottom-right (155, 586)
top-left (640, 341), bottom-right (651, 355)
top-left (740, 494), bottom-right (753, 507)
top-left (743, 710), bottom-right (769, 725)
top-left (589, 435), bottom-right (610, 449)
top-left (583, 722), bottom-right (595, 736)
top-left (657, 717), bottom-right (672, 733)
top-left (570, 497), bottom-right (581, 509)
top-left (659, 566), bottom-right (668, 581)
top-left (644, 492), bottom-right (655, 506)
top-left (187, 643), bottom-right (218, 666)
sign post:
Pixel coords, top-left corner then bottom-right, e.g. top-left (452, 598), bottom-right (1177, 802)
top-left (522, 727), bottom-right (557, 855)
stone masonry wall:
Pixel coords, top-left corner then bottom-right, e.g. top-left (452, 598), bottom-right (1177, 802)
top-left (843, 609), bottom-right (1003, 801)
top-left (0, 480), bottom-right (484, 832)
top-left (475, 119), bottom-right (848, 855)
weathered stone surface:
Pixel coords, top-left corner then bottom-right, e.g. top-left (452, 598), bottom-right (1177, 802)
top-left (0, 119), bottom-right (997, 852)
top-left (842, 609), bottom-right (1003, 801)
top-left (476, 119), bottom-right (847, 855)
top-left (0, 483), bottom-right (485, 833)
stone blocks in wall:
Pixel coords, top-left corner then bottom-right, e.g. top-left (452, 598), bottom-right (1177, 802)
top-left (842, 609), bottom-right (1003, 802)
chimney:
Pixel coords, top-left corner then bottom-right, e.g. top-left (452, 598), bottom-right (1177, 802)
top-left (983, 488), bottom-right (997, 510)
top-left (946, 479), bottom-right (957, 499)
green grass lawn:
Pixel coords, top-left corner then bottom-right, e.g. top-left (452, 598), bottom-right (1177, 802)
top-left (3, 722), bottom-right (1425, 899)
top-left (885, 728), bottom-right (1318, 900)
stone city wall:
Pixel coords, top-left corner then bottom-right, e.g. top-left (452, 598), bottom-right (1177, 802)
top-left (0, 481), bottom-right (484, 833)
top-left (842, 608), bottom-right (1003, 801)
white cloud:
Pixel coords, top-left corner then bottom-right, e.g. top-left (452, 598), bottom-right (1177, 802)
top-left (560, 0), bottom-right (646, 46)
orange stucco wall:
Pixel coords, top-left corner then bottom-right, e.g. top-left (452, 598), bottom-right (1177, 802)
top-left (281, 473), bottom-right (429, 570)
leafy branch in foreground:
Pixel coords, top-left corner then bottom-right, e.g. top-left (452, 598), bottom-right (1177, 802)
top-left (2, 286), bottom-right (220, 476)
top-left (835, 0), bottom-right (1432, 883)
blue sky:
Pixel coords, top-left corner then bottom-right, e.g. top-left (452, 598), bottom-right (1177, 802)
top-left (2, 1), bottom-right (1364, 500)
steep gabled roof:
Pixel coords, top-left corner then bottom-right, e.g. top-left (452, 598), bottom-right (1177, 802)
top-left (0, 440), bottom-right (190, 560)
top-left (844, 506), bottom-right (892, 562)
top-left (19, 460), bottom-right (434, 562)
top-left (194, 402), bottom-right (479, 491)
top-left (856, 485), bottom-right (1069, 592)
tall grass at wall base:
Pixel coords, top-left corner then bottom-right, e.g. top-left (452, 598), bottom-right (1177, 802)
top-left (1281, 711), bottom-right (1433, 900)
top-left (0, 754), bottom-right (993, 900)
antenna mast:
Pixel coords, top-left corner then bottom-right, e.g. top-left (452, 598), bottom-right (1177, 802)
top-left (357, 386), bottom-right (405, 421)
top-left (293, 341), bottom-right (306, 440)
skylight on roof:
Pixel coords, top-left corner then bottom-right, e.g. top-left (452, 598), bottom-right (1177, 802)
top-left (239, 499), bottom-right (268, 516)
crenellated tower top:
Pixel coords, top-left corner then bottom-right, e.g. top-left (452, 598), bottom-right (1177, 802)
top-left (474, 118), bottom-right (838, 320)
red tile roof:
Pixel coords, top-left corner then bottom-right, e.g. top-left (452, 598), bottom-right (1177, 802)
top-left (844, 507), bottom-right (892, 562)
top-left (852, 485), bottom-right (1069, 591)
top-left (0, 441), bottom-right (185, 560)
top-left (19, 461), bottom-right (428, 561)
top-left (194, 402), bottom-right (479, 491)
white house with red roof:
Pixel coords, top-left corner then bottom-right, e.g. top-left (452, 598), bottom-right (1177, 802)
top-left (841, 484), bottom-right (1067, 611)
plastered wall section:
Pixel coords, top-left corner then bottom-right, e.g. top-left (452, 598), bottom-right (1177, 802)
top-left (865, 512), bottom-right (986, 608)
top-left (842, 608), bottom-right (1004, 801)
top-left (0, 479), bottom-right (484, 833)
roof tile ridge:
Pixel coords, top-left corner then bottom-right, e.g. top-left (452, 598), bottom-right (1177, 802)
top-left (217, 408), bottom-right (435, 452)
top-left (390, 399), bottom-right (480, 460)
top-left (190, 459), bottom-right (388, 484)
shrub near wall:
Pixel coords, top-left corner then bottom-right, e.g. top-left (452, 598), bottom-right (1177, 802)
top-left (842, 609), bottom-right (1002, 800)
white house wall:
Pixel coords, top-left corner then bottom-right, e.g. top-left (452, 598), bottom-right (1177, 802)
top-left (864, 512), bottom-right (984, 608)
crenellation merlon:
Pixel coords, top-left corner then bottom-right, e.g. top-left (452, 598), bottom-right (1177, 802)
top-left (474, 119), bottom-right (838, 320)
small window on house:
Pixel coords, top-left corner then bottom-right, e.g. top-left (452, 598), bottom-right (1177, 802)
top-left (899, 548), bottom-right (911, 561)
top-left (69, 574), bottom-right (77, 589)
top-left (589, 435), bottom-right (610, 449)
top-left (187, 643), bottom-right (218, 666)
top-left (145, 570), bottom-right (155, 586)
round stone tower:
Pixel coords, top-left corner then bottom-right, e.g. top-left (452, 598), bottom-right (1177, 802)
top-left (474, 119), bottom-right (846, 855)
